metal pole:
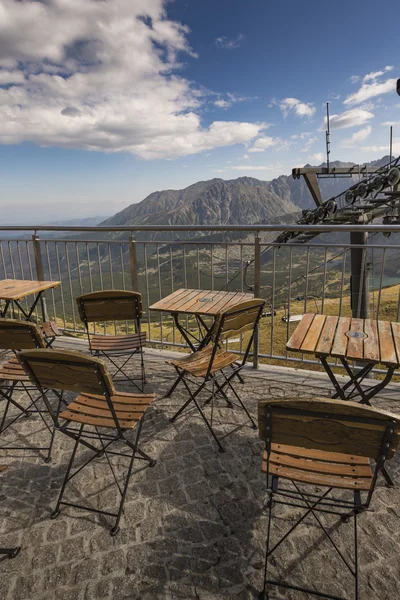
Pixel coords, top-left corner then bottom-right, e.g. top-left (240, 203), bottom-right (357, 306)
top-left (253, 232), bottom-right (261, 369)
top-left (129, 234), bottom-right (139, 291)
top-left (350, 231), bottom-right (369, 320)
top-left (32, 233), bottom-right (49, 322)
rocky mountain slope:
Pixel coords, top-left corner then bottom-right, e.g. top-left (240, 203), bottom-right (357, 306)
top-left (102, 177), bottom-right (299, 230)
top-left (101, 155), bottom-right (393, 231)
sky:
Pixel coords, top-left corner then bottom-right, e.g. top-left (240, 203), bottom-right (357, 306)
top-left (0, 0), bottom-right (399, 224)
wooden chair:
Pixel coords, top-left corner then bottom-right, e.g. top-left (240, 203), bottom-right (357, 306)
top-left (18, 348), bottom-right (157, 535)
top-left (0, 465), bottom-right (21, 560)
top-left (76, 290), bottom-right (146, 391)
top-left (168, 299), bottom-right (265, 451)
top-left (41, 320), bottom-right (63, 347)
top-left (0, 319), bottom-right (60, 462)
top-left (258, 396), bottom-right (400, 600)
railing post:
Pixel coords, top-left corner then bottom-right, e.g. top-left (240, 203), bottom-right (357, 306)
top-left (129, 234), bottom-right (139, 291)
top-left (253, 232), bottom-right (261, 369)
top-left (32, 233), bottom-right (48, 321)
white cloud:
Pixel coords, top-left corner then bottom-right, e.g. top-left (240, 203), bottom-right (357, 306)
top-left (213, 92), bottom-right (254, 109)
top-left (215, 34), bottom-right (244, 50)
top-left (0, 1), bottom-right (264, 159)
top-left (363, 70), bottom-right (385, 83)
top-left (214, 99), bottom-right (231, 109)
top-left (350, 75), bottom-right (360, 84)
top-left (381, 121), bottom-right (400, 127)
top-left (342, 126), bottom-right (372, 147)
top-left (248, 136), bottom-right (280, 153)
top-left (308, 152), bottom-right (324, 164)
top-left (344, 78), bottom-right (396, 106)
top-left (359, 142), bottom-right (400, 154)
top-left (279, 97), bottom-right (316, 118)
top-left (325, 108), bottom-right (374, 129)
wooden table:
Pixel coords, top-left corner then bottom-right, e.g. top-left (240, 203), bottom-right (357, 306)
top-left (150, 288), bottom-right (254, 351)
top-left (0, 279), bottom-right (60, 321)
top-left (287, 313), bottom-right (400, 405)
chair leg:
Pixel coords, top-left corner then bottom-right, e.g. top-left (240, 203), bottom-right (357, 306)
top-left (51, 424), bottom-right (83, 519)
top-left (0, 547), bottom-right (21, 559)
top-left (354, 511), bottom-right (359, 600)
top-left (110, 444), bottom-right (137, 536)
top-left (259, 491), bottom-right (273, 600)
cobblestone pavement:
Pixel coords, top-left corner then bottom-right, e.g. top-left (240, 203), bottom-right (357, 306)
top-left (1, 346), bottom-right (400, 600)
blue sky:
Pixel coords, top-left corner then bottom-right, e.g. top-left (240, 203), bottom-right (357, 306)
top-left (0, 0), bottom-right (399, 223)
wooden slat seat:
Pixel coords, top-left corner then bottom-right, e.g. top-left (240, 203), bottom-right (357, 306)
top-left (262, 443), bottom-right (373, 490)
top-left (59, 390), bottom-right (156, 429)
top-left (168, 346), bottom-right (237, 377)
top-left (90, 332), bottom-right (146, 352)
top-left (0, 357), bottom-right (30, 381)
top-left (41, 321), bottom-right (62, 339)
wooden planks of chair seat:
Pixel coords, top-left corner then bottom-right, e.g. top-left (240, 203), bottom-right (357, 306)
top-left (59, 391), bottom-right (156, 429)
top-left (0, 357), bottom-right (30, 381)
top-left (90, 332), bottom-right (146, 352)
top-left (286, 313), bottom-right (400, 367)
top-left (169, 347), bottom-right (237, 377)
top-left (262, 444), bottom-right (373, 490)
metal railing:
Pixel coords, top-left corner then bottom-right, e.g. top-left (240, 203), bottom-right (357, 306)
top-left (1, 224), bottom-right (400, 373)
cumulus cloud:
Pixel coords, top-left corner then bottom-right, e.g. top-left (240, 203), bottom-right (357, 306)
top-left (308, 152), bottom-right (324, 164)
top-left (324, 108), bottom-right (374, 129)
top-left (344, 78), bottom-right (396, 106)
top-left (0, 1), bottom-right (264, 159)
top-left (215, 34), bottom-right (245, 49)
top-left (279, 98), bottom-right (316, 118)
top-left (248, 136), bottom-right (280, 153)
top-left (342, 126), bottom-right (372, 147)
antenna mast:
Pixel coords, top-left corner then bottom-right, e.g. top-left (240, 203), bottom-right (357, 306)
top-left (325, 102), bottom-right (330, 170)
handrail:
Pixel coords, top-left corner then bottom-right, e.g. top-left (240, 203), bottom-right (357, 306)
top-left (1, 223), bottom-right (400, 233)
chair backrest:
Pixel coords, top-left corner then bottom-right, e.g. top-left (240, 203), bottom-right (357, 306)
top-left (76, 290), bottom-right (142, 325)
top-left (258, 397), bottom-right (400, 461)
top-left (214, 299), bottom-right (265, 342)
top-left (17, 349), bottom-right (115, 397)
top-left (0, 319), bottom-right (45, 350)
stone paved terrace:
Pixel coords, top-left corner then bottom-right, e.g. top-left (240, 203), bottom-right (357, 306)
top-left (1, 341), bottom-right (400, 600)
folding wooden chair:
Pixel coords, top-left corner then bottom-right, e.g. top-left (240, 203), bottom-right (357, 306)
top-left (41, 320), bottom-right (63, 347)
top-left (76, 290), bottom-right (146, 391)
top-left (169, 299), bottom-right (265, 451)
top-left (258, 397), bottom-right (400, 600)
top-left (0, 465), bottom-right (21, 559)
top-left (18, 349), bottom-right (157, 535)
top-left (0, 319), bottom-right (59, 462)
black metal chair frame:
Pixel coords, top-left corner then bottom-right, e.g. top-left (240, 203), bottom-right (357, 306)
top-left (0, 322), bottom-right (63, 462)
top-left (170, 302), bottom-right (265, 452)
top-left (77, 292), bottom-right (146, 392)
top-left (259, 403), bottom-right (398, 600)
top-left (19, 352), bottom-right (156, 536)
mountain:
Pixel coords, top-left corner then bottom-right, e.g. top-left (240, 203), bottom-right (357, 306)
top-left (100, 155), bottom-right (394, 233)
top-left (101, 177), bottom-right (300, 231)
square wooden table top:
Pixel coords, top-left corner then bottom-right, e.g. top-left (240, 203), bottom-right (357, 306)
top-left (287, 313), bottom-right (400, 368)
top-left (0, 279), bottom-right (60, 301)
top-left (149, 288), bottom-right (254, 316)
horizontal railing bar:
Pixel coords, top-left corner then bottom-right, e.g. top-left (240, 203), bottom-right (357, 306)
top-left (2, 224), bottom-right (400, 233)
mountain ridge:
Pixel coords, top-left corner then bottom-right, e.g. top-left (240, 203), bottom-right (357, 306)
top-left (101, 155), bottom-right (394, 231)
